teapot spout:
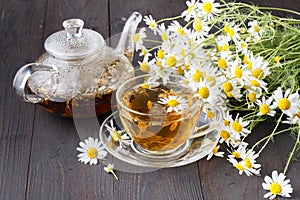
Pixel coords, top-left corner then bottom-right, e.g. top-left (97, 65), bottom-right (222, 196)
top-left (115, 12), bottom-right (142, 62)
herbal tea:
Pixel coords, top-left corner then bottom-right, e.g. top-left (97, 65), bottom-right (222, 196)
top-left (119, 82), bottom-right (201, 152)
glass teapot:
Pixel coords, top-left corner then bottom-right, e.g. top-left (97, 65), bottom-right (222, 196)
top-left (13, 12), bottom-right (142, 118)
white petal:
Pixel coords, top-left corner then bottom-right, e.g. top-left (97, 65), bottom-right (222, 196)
top-left (263, 192), bottom-right (272, 198)
top-left (264, 175), bottom-right (273, 184)
top-left (271, 170), bottom-right (278, 181)
top-left (76, 147), bottom-right (86, 153)
top-left (79, 142), bottom-right (88, 150)
top-left (262, 183), bottom-right (269, 190)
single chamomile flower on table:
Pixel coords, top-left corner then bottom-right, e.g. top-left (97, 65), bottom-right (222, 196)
top-left (272, 87), bottom-right (299, 117)
top-left (104, 163), bottom-right (119, 180)
top-left (158, 95), bottom-right (188, 113)
top-left (105, 120), bottom-right (131, 148)
top-left (256, 96), bottom-right (276, 116)
top-left (262, 170), bottom-right (293, 199)
top-left (207, 145), bottom-right (224, 160)
top-left (77, 137), bottom-right (107, 165)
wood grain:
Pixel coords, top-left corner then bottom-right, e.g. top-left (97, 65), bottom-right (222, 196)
top-left (0, 0), bottom-right (299, 200)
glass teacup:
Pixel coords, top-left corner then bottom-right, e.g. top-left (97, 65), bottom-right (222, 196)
top-left (116, 74), bottom-right (203, 156)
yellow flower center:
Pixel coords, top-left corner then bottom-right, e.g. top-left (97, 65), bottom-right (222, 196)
top-left (248, 93), bottom-right (256, 102)
top-left (166, 55), bottom-right (177, 67)
top-left (157, 49), bottom-right (164, 59)
top-left (203, 2), bottom-right (212, 13)
top-left (278, 98), bottom-right (291, 110)
top-left (235, 163), bottom-right (244, 171)
top-left (140, 61), bottom-right (150, 72)
top-left (177, 66), bottom-right (184, 75)
top-left (149, 22), bottom-right (156, 29)
top-left (228, 28), bottom-right (235, 37)
top-left (240, 27), bottom-right (247, 34)
top-left (87, 147), bottom-right (98, 159)
top-left (253, 25), bottom-right (260, 32)
top-left (134, 33), bottom-right (140, 43)
top-left (212, 146), bottom-right (218, 154)
top-left (156, 60), bottom-right (162, 67)
top-left (252, 68), bottom-right (264, 80)
top-left (168, 99), bottom-right (179, 107)
top-left (274, 56), bottom-right (280, 63)
top-left (243, 55), bottom-right (249, 64)
top-left (240, 42), bottom-right (247, 49)
top-left (232, 121), bottom-right (242, 132)
top-left (192, 70), bottom-right (203, 82)
top-left (207, 76), bottom-right (216, 86)
top-left (224, 25), bottom-right (230, 33)
top-left (223, 120), bottom-right (230, 126)
top-left (232, 151), bottom-right (241, 159)
top-left (250, 79), bottom-right (260, 87)
top-left (226, 92), bottom-right (233, 98)
top-left (161, 32), bottom-right (168, 41)
top-left (198, 86), bottom-right (210, 99)
top-left (188, 5), bottom-right (195, 13)
top-left (224, 44), bottom-right (229, 52)
top-left (270, 182), bottom-right (282, 195)
top-left (184, 63), bottom-right (190, 70)
top-left (234, 66), bottom-right (243, 78)
top-left (260, 104), bottom-right (270, 115)
top-left (220, 130), bottom-right (231, 140)
top-left (223, 82), bottom-right (233, 92)
top-left (244, 158), bottom-right (252, 168)
top-left (207, 110), bottom-right (215, 119)
top-left (218, 58), bottom-right (227, 69)
top-left (218, 45), bottom-right (222, 52)
top-left (177, 27), bottom-right (186, 36)
top-left (193, 19), bottom-right (203, 32)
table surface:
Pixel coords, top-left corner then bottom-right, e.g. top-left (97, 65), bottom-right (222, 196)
top-left (1, 0), bottom-right (299, 199)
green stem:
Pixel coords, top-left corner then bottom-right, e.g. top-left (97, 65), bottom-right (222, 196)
top-left (253, 113), bottom-right (284, 154)
top-left (284, 127), bottom-right (300, 174)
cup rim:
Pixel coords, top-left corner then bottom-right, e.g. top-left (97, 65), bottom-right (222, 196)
top-left (116, 74), bottom-right (202, 117)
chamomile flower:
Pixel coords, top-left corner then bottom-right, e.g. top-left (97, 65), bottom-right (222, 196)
top-left (272, 87), bottom-right (299, 117)
top-left (228, 58), bottom-right (251, 86)
top-left (192, 18), bottom-right (210, 38)
top-left (169, 21), bottom-right (189, 37)
top-left (199, 0), bottom-right (221, 21)
top-left (248, 20), bottom-right (264, 41)
top-left (251, 56), bottom-right (270, 80)
top-left (104, 163), bottom-right (119, 180)
top-left (105, 120), bottom-right (131, 148)
top-left (230, 114), bottom-right (251, 137)
top-left (223, 23), bottom-right (240, 42)
top-left (77, 137), bottom-right (107, 165)
top-left (182, 0), bottom-right (200, 22)
top-left (236, 39), bottom-right (249, 54)
top-left (227, 148), bottom-right (261, 176)
top-left (262, 170), bottom-right (293, 199)
top-left (133, 27), bottom-right (146, 51)
top-left (217, 51), bottom-right (231, 70)
top-left (216, 35), bottom-right (231, 55)
top-left (144, 15), bottom-right (158, 34)
top-left (207, 145), bottom-right (224, 160)
top-left (158, 95), bottom-right (188, 113)
top-left (197, 80), bottom-right (220, 106)
top-left (157, 23), bottom-right (169, 42)
top-left (219, 125), bottom-right (241, 147)
top-left (256, 96), bottom-right (276, 116)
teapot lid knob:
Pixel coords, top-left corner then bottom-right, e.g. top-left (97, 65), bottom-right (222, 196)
top-left (62, 19), bottom-right (84, 39)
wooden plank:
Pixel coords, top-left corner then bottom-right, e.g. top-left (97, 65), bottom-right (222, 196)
top-left (0, 0), bottom-right (47, 199)
top-left (24, 0), bottom-right (112, 199)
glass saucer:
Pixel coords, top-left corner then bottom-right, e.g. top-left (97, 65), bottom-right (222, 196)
top-left (99, 111), bottom-right (220, 168)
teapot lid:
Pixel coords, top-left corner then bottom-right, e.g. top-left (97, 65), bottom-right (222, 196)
top-left (44, 19), bottom-right (105, 59)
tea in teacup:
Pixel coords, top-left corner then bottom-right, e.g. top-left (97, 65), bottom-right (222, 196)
top-left (116, 75), bottom-right (202, 154)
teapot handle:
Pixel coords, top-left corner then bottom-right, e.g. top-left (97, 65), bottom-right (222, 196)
top-left (13, 63), bottom-right (58, 103)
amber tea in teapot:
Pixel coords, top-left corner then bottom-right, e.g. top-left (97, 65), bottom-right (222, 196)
top-left (13, 13), bottom-right (142, 118)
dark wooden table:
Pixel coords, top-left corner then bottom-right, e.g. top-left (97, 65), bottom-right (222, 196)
top-left (1, 0), bottom-right (299, 199)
